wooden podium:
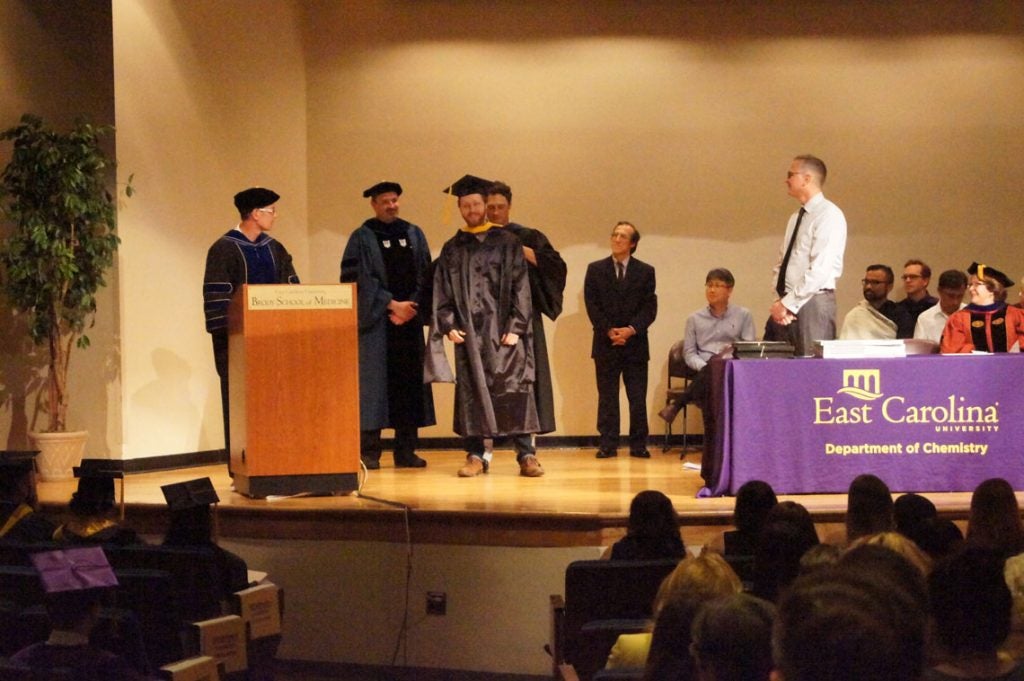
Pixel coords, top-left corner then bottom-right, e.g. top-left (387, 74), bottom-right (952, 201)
top-left (227, 284), bottom-right (359, 497)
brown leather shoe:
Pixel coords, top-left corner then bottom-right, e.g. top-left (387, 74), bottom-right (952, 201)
top-left (518, 455), bottom-right (545, 477)
top-left (457, 455), bottom-right (487, 477)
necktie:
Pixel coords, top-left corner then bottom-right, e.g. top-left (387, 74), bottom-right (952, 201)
top-left (775, 207), bottom-right (806, 298)
top-left (616, 261), bottom-right (625, 282)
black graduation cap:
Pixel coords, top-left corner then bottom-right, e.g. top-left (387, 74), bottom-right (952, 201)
top-left (0, 450), bottom-right (39, 477)
top-left (362, 181), bottom-right (403, 198)
top-left (233, 187), bottom-right (280, 214)
top-left (441, 174), bottom-right (493, 198)
top-left (967, 262), bottom-right (1014, 289)
top-left (161, 477), bottom-right (219, 511)
top-left (71, 459), bottom-right (125, 518)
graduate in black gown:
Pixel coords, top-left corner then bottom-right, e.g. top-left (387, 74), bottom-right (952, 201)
top-left (427, 175), bottom-right (542, 477)
top-left (11, 547), bottom-right (155, 680)
top-left (52, 460), bottom-right (141, 546)
top-left (0, 450), bottom-right (57, 544)
top-left (161, 476), bottom-right (249, 596)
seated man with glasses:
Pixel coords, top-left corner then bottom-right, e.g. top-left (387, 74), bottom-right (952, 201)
top-left (660, 267), bottom-right (755, 424)
top-left (839, 264), bottom-right (914, 340)
top-left (895, 259), bottom-right (938, 327)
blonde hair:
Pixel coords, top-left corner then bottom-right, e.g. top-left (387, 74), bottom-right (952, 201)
top-left (847, 531), bottom-right (933, 576)
top-left (653, 553), bottom-right (742, 615)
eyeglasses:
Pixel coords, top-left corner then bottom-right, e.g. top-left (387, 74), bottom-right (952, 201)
top-left (861, 279), bottom-right (889, 286)
top-left (900, 274), bottom-right (922, 280)
top-left (256, 207), bottom-right (277, 215)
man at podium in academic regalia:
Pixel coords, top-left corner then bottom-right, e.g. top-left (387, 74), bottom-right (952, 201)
top-left (202, 188), bottom-right (300, 462)
top-left (341, 181), bottom-right (435, 470)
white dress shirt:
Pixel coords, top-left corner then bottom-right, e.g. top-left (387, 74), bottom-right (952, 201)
top-left (771, 191), bottom-right (847, 313)
top-left (914, 302), bottom-right (965, 343)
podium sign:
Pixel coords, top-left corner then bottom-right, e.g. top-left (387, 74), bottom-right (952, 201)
top-left (227, 284), bottom-right (359, 497)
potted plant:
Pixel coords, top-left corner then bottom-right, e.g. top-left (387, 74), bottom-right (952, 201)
top-left (0, 114), bottom-right (132, 479)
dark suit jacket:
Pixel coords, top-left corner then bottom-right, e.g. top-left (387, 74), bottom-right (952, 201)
top-left (584, 256), bottom-right (657, 361)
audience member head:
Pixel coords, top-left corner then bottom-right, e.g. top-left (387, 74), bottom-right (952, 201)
top-left (654, 553), bottom-right (742, 614)
top-left (733, 480), bottom-right (778, 538)
top-left (797, 543), bottom-right (841, 576)
top-left (933, 519), bottom-right (965, 558)
top-left (772, 564), bottom-right (926, 681)
top-left (691, 593), bottom-right (776, 681)
top-left (847, 531), bottom-right (933, 577)
top-left (67, 460), bottom-right (122, 517)
top-left (845, 474), bottom-right (893, 543)
top-left (645, 553), bottom-right (743, 681)
top-left (752, 502), bottom-right (819, 603)
top-left (929, 547), bottom-right (1011, 659)
top-left (894, 492), bottom-right (935, 538)
top-left (161, 477), bottom-right (219, 546)
top-left (936, 269), bottom-right (968, 315)
top-left (837, 542), bottom-right (929, 613)
top-left (0, 451), bottom-right (39, 507)
top-left (893, 493), bottom-right (960, 560)
top-left (31, 547), bottom-right (118, 634)
top-left (967, 477), bottom-right (1024, 558)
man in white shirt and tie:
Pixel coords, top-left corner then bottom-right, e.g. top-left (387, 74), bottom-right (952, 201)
top-left (768, 154), bottom-right (848, 356)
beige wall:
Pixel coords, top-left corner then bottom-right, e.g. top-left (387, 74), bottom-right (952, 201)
top-left (3, 1), bottom-right (1024, 458)
top-left (112, 0), bottom-right (309, 458)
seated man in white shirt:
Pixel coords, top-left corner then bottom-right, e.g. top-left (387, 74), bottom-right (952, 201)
top-left (913, 269), bottom-right (968, 343)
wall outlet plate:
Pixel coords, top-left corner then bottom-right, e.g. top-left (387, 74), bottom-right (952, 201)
top-left (426, 591), bottom-right (447, 616)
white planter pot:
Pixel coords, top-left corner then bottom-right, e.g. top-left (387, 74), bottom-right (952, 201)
top-left (30, 430), bottom-right (89, 481)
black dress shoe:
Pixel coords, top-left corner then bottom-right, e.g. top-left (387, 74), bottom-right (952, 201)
top-left (395, 453), bottom-right (427, 468)
top-left (361, 457), bottom-right (381, 470)
top-left (595, 449), bottom-right (618, 459)
top-left (629, 449), bottom-right (651, 459)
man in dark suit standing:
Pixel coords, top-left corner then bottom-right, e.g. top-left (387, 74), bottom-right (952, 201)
top-left (584, 221), bottom-right (658, 459)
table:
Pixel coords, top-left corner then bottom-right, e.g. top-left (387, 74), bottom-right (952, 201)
top-left (704, 354), bottom-right (1024, 496)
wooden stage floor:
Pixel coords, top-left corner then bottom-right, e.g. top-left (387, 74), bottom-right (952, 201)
top-left (36, 447), bottom-right (976, 548)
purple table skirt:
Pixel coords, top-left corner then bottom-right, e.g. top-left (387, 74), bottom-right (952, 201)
top-left (704, 354), bottom-right (1024, 496)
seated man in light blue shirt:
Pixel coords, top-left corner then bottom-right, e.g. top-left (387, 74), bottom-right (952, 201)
top-left (660, 267), bottom-right (756, 422)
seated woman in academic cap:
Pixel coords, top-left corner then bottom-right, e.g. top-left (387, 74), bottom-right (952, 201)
top-left (941, 262), bottom-right (1024, 353)
top-left (161, 477), bottom-right (249, 595)
top-left (0, 451), bottom-right (57, 544)
top-left (11, 547), bottom-right (157, 680)
top-left (52, 461), bottom-right (143, 546)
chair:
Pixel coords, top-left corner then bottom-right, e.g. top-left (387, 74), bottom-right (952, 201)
top-left (111, 568), bottom-right (185, 667)
top-left (104, 545), bottom-right (229, 623)
top-left (663, 340), bottom-right (698, 456)
top-left (549, 558), bottom-right (679, 681)
top-left (0, 658), bottom-right (74, 680)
